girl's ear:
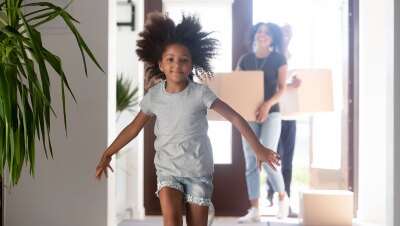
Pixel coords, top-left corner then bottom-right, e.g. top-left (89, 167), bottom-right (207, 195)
top-left (158, 61), bottom-right (163, 72)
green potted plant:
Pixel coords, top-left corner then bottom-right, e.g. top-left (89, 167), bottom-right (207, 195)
top-left (115, 73), bottom-right (138, 167)
top-left (0, 0), bottom-right (103, 186)
top-left (116, 73), bottom-right (138, 120)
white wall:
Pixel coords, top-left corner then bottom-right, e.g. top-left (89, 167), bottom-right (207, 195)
top-left (115, 0), bottom-right (145, 221)
top-left (4, 0), bottom-right (112, 226)
top-left (116, 0), bottom-right (141, 86)
top-left (392, 0), bottom-right (400, 226)
top-left (356, 0), bottom-right (393, 225)
top-left (163, 0), bottom-right (233, 72)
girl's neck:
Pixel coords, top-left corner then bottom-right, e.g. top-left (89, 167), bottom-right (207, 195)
top-left (254, 47), bottom-right (271, 58)
top-left (165, 79), bottom-right (189, 94)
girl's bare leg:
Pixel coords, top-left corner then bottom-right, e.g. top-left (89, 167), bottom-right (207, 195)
top-left (185, 203), bottom-right (208, 226)
top-left (159, 188), bottom-right (184, 226)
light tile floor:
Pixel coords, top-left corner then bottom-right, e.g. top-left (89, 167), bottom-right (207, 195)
top-left (119, 197), bottom-right (300, 226)
top-left (119, 216), bottom-right (299, 226)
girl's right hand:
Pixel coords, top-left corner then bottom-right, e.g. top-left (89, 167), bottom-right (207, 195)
top-left (95, 153), bottom-right (114, 181)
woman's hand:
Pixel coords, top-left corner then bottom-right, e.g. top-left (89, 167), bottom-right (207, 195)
top-left (288, 75), bottom-right (301, 89)
top-left (94, 153), bottom-right (114, 181)
top-left (255, 147), bottom-right (280, 171)
top-left (255, 103), bottom-right (271, 123)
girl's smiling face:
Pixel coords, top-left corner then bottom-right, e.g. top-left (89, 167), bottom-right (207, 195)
top-left (254, 24), bottom-right (273, 49)
top-left (158, 43), bottom-right (193, 84)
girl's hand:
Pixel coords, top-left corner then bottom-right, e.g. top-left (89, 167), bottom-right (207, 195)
top-left (256, 147), bottom-right (280, 171)
top-left (255, 103), bottom-right (271, 122)
top-left (94, 153), bottom-right (114, 181)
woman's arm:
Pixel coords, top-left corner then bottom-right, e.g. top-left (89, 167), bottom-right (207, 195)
top-left (255, 64), bottom-right (288, 122)
top-left (95, 110), bottom-right (152, 181)
top-left (210, 99), bottom-right (280, 171)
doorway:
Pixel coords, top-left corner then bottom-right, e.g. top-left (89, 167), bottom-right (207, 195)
top-left (252, 0), bottom-right (351, 215)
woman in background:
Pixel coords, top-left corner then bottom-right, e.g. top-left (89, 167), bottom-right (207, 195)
top-left (236, 22), bottom-right (290, 223)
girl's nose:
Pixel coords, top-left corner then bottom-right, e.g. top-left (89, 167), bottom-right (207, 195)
top-left (173, 61), bottom-right (181, 68)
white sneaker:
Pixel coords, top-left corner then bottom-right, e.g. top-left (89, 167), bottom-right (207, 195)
top-left (237, 207), bottom-right (261, 223)
top-left (208, 202), bottom-right (215, 226)
top-left (276, 195), bottom-right (290, 219)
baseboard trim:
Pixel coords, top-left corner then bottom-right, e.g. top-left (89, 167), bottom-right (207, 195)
top-left (352, 218), bottom-right (385, 226)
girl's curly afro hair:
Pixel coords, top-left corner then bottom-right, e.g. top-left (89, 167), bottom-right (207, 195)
top-left (136, 11), bottom-right (219, 81)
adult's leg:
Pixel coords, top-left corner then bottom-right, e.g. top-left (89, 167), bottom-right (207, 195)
top-left (266, 120), bottom-right (287, 204)
top-left (279, 120), bottom-right (297, 197)
top-left (241, 122), bottom-right (261, 205)
top-left (186, 204), bottom-right (209, 226)
top-left (259, 113), bottom-right (285, 194)
top-left (266, 179), bottom-right (275, 206)
top-left (238, 122), bottom-right (262, 223)
top-left (259, 113), bottom-right (290, 219)
top-left (159, 187), bottom-right (184, 226)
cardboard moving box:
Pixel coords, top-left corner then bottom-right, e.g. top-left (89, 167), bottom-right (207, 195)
top-left (280, 69), bottom-right (334, 118)
top-left (206, 71), bottom-right (264, 121)
top-left (299, 190), bottom-right (353, 226)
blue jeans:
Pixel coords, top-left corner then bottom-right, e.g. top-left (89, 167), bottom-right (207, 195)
top-left (267, 120), bottom-right (297, 198)
top-left (241, 112), bottom-right (285, 201)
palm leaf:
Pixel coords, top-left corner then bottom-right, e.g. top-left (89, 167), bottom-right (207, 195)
top-left (0, 0), bottom-right (104, 186)
top-left (116, 74), bottom-right (138, 115)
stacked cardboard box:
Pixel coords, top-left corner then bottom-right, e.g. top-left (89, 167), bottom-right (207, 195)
top-left (299, 190), bottom-right (353, 226)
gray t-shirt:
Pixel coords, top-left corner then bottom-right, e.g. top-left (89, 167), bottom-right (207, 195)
top-left (139, 79), bottom-right (218, 177)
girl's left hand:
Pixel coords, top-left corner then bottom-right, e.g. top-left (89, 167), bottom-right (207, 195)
top-left (256, 147), bottom-right (280, 171)
top-left (95, 154), bottom-right (114, 181)
top-left (255, 103), bottom-right (271, 122)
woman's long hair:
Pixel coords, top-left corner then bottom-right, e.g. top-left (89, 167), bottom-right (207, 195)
top-left (247, 22), bottom-right (284, 53)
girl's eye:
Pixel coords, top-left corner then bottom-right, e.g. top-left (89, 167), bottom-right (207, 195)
top-left (181, 58), bottom-right (189, 63)
top-left (166, 58), bottom-right (173, 63)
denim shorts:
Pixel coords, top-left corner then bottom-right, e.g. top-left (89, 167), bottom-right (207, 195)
top-left (155, 172), bottom-right (213, 206)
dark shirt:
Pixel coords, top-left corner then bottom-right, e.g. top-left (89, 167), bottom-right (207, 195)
top-left (237, 51), bottom-right (287, 113)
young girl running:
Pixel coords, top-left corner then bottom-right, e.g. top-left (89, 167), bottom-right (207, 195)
top-left (95, 12), bottom-right (280, 226)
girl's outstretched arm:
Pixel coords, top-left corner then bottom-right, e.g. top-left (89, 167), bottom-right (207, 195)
top-left (210, 98), bottom-right (280, 171)
top-left (95, 110), bottom-right (152, 181)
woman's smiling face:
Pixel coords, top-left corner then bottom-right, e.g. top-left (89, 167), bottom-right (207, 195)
top-left (254, 24), bottom-right (273, 49)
